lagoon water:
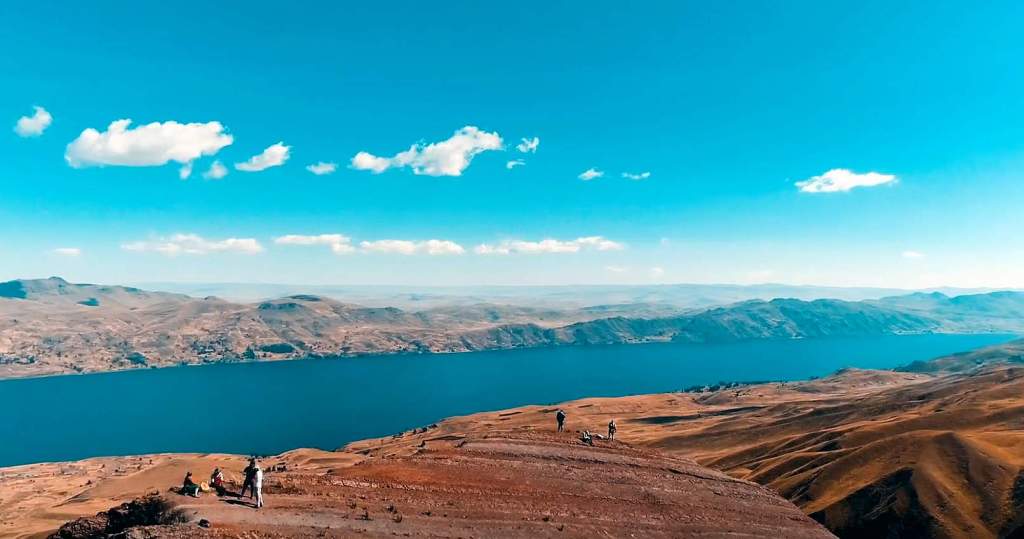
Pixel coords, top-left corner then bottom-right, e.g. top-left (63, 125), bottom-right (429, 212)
top-left (0, 333), bottom-right (1013, 467)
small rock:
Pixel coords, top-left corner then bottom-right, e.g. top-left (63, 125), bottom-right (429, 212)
top-left (198, 519), bottom-right (211, 528)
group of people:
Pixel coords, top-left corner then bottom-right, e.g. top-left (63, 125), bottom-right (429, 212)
top-left (555, 409), bottom-right (617, 444)
top-left (179, 457), bottom-right (263, 509)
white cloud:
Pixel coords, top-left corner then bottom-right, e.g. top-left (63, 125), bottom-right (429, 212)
top-left (605, 265), bottom-right (628, 273)
top-left (506, 159), bottom-right (525, 169)
top-left (578, 168), bottom-right (603, 181)
top-left (650, 266), bottom-right (665, 278)
top-left (359, 239), bottom-right (465, 255)
top-left (235, 142), bottom-right (290, 172)
top-left (306, 162), bottom-right (337, 175)
top-left (475, 236), bottom-right (625, 255)
top-left (15, 106), bottom-right (52, 137)
top-left (179, 162), bottom-right (193, 180)
top-left (52, 247), bottom-right (81, 257)
top-left (122, 233), bottom-right (263, 256)
top-left (351, 152), bottom-right (392, 173)
top-left (350, 126), bottom-right (502, 177)
top-left (65, 120), bottom-right (232, 170)
top-left (902, 250), bottom-right (926, 259)
top-left (795, 168), bottom-right (896, 193)
top-left (516, 136), bottom-right (539, 153)
top-left (202, 160), bottom-right (228, 180)
top-left (277, 235), bottom-right (464, 255)
top-left (419, 240), bottom-right (465, 255)
top-left (575, 236), bottom-right (624, 251)
top-left (622, 171), bottom-right (650, 180)
top-left (275, 234), bottom-right (355, 254)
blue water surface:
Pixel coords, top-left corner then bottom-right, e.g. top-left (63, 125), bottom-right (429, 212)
top-left (0, 333), bottom-right (1013, 466)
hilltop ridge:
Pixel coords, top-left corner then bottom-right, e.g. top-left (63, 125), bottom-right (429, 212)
top-left (7, 431), bottom-right (833, 539)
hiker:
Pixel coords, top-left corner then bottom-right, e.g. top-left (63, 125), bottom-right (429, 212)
top-left (181, 471), bottom-right (201, 497)
top-left (607, 420), bottom-right (617, 440)
top-left (240, 458), bottom-right (256, 498)
top-left (210, 467), bottom-right (226, 496)
top-left (580, 430), bottom-right (594, 446)
top-left (556, 409), bottom-right (566, 432)
top-left (252, 460), bottom-right (264, 509)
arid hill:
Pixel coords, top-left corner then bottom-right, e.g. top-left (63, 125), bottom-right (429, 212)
top-left (900, 337), bottom-right (1024, 373)
top-left (12, 346), bottom-right (1024, 538)
top-left (4, 432), bottom-right (832, 538)
top-left (376, 363), bottom-right (1022, 538)
top-left (6, 277), bottom-right (1023, 379)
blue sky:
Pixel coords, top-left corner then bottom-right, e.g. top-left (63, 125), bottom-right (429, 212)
top-left (3, 1), bottom-right (1024, 287)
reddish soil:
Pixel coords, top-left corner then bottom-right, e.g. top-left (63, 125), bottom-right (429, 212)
top-left (11, 431), bottom-right (831, 538)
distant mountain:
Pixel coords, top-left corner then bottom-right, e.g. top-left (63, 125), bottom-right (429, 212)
top-left (134, 281), bottom-right (998, 309)
top-left (545, 298), bottom-right (940, 346)
top-left (900, 338), bottom-right (1024, 373)
top-left (0, 276), bottom-right (188, 307)
top-left (0, 277), bottom-right (1021, 379)
top-left (875, 290), bottom-right (1024, 332)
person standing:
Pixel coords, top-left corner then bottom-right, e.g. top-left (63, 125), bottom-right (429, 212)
top-left (252, 461), bottom-right (264, 509)
top-left (240, 458), bottom-right (256, 498)
top-left (555, 409), bottom-right (566, 432)
top-left (607, 420), bottom-right (617, 440)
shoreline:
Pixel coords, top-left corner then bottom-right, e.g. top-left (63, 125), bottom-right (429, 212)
top-left (0, 329), bottom-right (1011, 383)
top-left (1, 333), bottom-right (1014, 470)
top-left (1, 365), bottom-right (938, 538)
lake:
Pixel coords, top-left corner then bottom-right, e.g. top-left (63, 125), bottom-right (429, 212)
top-left (0, 333), bottom-right (1014, 467)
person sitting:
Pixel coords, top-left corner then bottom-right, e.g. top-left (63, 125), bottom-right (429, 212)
top-left (181, 471), bottom-right (201, 497)
top-left (210, 467), bottom-right (226, 495)
top-left (580, 430), bottom-right (594, 446)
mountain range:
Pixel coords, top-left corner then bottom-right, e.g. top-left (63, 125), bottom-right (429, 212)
top-left (2, 277), bottom-right (1024, 379)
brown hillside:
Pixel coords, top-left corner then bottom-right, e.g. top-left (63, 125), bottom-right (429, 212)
top-left (389, 367), bottom-right (1023, 538)
top-left (3, 432), bottom-right (830, 539)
